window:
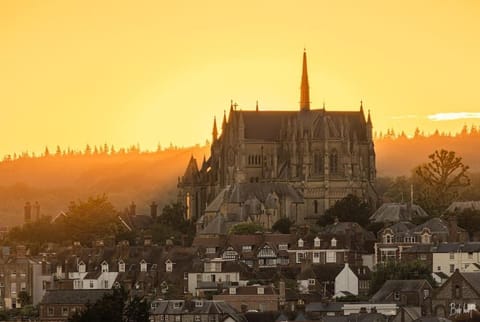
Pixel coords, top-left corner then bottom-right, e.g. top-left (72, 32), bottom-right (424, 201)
top-left (195, 316), bottom-right (201, 322)
top-left (257, 287), bottom-right (264, 295)
top-left (384, 234), bottom-right (393, 244)
top-left (314, 237), bottom-right (320, 248)
top-left (423, 289), bottom-right (430, 299)
top-left (195, 300), bottom-right (203, 307)
top-left (101, 262), bottom-right (109, 272)
top-left (242, 245), bottom-right (252, 253)
top-left (278, 244), bottom-right (288, 251)
top-left (173, 302), bottom-right (182, 309)
top-left (118, 261), bottom-right (125, 273)
top-left (331, 238), bottom-right (337, 247)
top-left (20, 282), bottom-right (26, 291)
top-left (48, 307), bottom-right (54, 316)
top-left (437, 266), bottom-right (441, 271)
top-left (206, 247), bottom-right (216, 254)
top-left (326, 251), bottom-right (336, 263)
top-left (298, 239), bottom-right (304, 248)
top-left (420, 254), bottom-right (427, 261)
top-left (314, 200), bottom-right (318, 214)
top-left (330, 150), bottom-right (338, 174)
top-left (313, 152), bottom-right (323, 174)
top-left (103, 280), bottom-right (108, 288)
top-left (89, 281), bottom-right (94, 289)
top-left (62, 307), bottom-right (69, 316)
top-left (450, 264), bottom-right (455, 273)
top-left (469, 252), bottom-right (474, 260)
top-left (10, 283), bottom-right (16, 294)
top-left (308, 279), bottom-right (316, 285)
top-left (455, 285), bottom-right (461, 298)
top-left (394, 291), bottom-right (400, 301)
top-left (140, 260), bottom-right (147, 272)
top-left (450, 252), bottom-right (455, 260)
top-left (175, 316), bottom-right (181, 322)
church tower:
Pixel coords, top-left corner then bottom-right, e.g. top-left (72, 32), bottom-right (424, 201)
top-left (300, 50), bottom-right (310, 111)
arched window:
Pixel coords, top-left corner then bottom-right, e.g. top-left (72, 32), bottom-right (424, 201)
top-left (330, 150), bottom-right (338, 174)
top-left (314, 200), bottom-right (318, 214)
top-left (314, 153), bottom-right (323, 174)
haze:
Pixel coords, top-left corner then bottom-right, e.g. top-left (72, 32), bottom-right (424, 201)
top-left (1, 0), bottom-right (480, 157)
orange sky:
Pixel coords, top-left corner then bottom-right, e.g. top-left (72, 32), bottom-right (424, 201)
top-left (1, 0), bottom-right (480, 157)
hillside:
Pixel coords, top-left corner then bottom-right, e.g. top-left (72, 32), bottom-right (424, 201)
top-left (1, 131), bottom-right (479, 227)
top-left (0, 145), bottom-right (209, 226)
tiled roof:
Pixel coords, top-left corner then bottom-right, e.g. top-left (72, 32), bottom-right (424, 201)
top-left (370, 203), bottom-right (429, 223)
top-left (40, 289), bottom-right (111, 305)
top-left (370, 280), bottom-right (430, 302)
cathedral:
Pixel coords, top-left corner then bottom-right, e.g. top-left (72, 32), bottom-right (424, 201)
top-left (178, 51), bottom-right (376, 231)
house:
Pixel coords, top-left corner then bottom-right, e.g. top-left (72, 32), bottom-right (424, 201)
top-left (374, 218), bottom-right (468, 266)
top-left (186, 258), bottom-right (251, 296)
top-left (371, 280), bottom-right (433, 316)
top-left (431, 270), bottom-right (480, 318)
top-left (334, 264), bottom-right (371, 298)
top-left (0, 245), bottom-right (35, 310)
top-left (149, 299), bottom-right (246, 322)
top-left (213, 284), bottom-right (283, 312)
top-left (38, 289), bottom-right (110, 322)
top-left (369, 203), bottom-right (429, 223)
top-left (432, 242), bottom-right (480, 277)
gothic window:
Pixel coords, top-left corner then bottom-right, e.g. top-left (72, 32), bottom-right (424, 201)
top-left (314, 200), bottom-right (318, 214)
top-left (330, 150), bottom-right (338, 174)
top-left (314, 152), bottom-right (323, 174)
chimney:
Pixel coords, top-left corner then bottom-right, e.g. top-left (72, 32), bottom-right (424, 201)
top-left (16, 245), bottom-right (27, 258)
top-left (34, 201), bottom-right (41, 220)
top-left (129, 202), bottom-right (136, 217)
top-left (279, 280), bottom-right (286, 306)
top-left (24, 202), bottom-right (32, 223)
top-left (448, 215), bottom-right (459, 242)
top-left (150, 202), bottom-right (158, 219)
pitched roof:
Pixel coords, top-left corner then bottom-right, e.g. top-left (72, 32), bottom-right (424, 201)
top-left (370, 203), bottom-right (429, 223)
top-left (370, 280), bottom-right (430, 302)
top-left (40, 289), bottom-right (111, 305)
top-left (445, 201), bottom-right (480, 213)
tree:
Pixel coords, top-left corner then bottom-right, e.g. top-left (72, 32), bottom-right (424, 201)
top-left (370, 260), bottom-right (435, 295)
top-left (272, 217), bottom-right (293, 234)
top-left (124, 296), bottom-right (149, 322)
top-left (68, 288), bottom-right (127, 322)
top-left (229, 222), bottom-right (264, 235)
top-left (414, 149), bottom-right (470, 216)
top-left (454, 208), bottom-right (480, 240)
top-left (317, 194), bottom-right (371, 227)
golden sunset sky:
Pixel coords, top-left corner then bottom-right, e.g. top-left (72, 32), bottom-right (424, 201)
top-left (1, 0), bottom-right (480, 157)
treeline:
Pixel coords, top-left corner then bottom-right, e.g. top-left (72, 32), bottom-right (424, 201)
top-left (1, 142), bottom-right (209, 163)
top-left (375, 124), bottom-right (480, 140)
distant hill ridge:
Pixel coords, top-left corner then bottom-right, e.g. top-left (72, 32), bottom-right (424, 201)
top-left (1, 133), bottom-right (479, 226)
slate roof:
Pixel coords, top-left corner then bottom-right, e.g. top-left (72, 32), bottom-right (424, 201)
top-left (434, 242), bottom-right (480, 253)
top-left (370, 280), bottom-right (430, 302)
top-left (370, 203), bottom-right (429, 223)
top-left (460, 272), bottom-right (480, 292)
top-left (150, 300), bottom-right (245, 322)
top-left (227, 183), bottom-right (303, 204)
top-left (305, 302), bottom-right (343, 312)
top-left (445, 201), bottom-right (480, 213)
top-left (40, 289), bottom-right (111, 305)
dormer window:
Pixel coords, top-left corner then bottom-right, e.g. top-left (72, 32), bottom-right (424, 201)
top-left (384, 234), bottom-right (393, 244)
top-left (165, 260), bottom-right (173, 272)
top-left (140, 260), bottom-right (147, 272)
top-left (101, 261), bottom-right (109, 273)
top-left (298, 239), bottom-right (304, 248)
top-left (257, 287), bottom-right (264, 295)
top-left (78, 261), bottom-right (86, 273)
top-left (195, 300), bottom-right (203, 307)
top-left (421, 233), bottom-right (431, 244)
top-left (331, 238), bottom-right (337, 247)
top-left (118, 260), bottom-right (125, 273)
top-left (314, 237), bottom-right (321, 248)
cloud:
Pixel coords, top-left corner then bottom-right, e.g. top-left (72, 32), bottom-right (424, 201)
top-left (428, 112), bottom-right (480, 121)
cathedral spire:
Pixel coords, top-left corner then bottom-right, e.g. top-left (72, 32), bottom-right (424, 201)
top-left (222, 110), bottom-right (227, 131)
top-left (300, 49), bottom-right (310, 111)
top-left (367, 109), bottom-right (372, 125)
top-left (212, 116), bottom-right (218, 142)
